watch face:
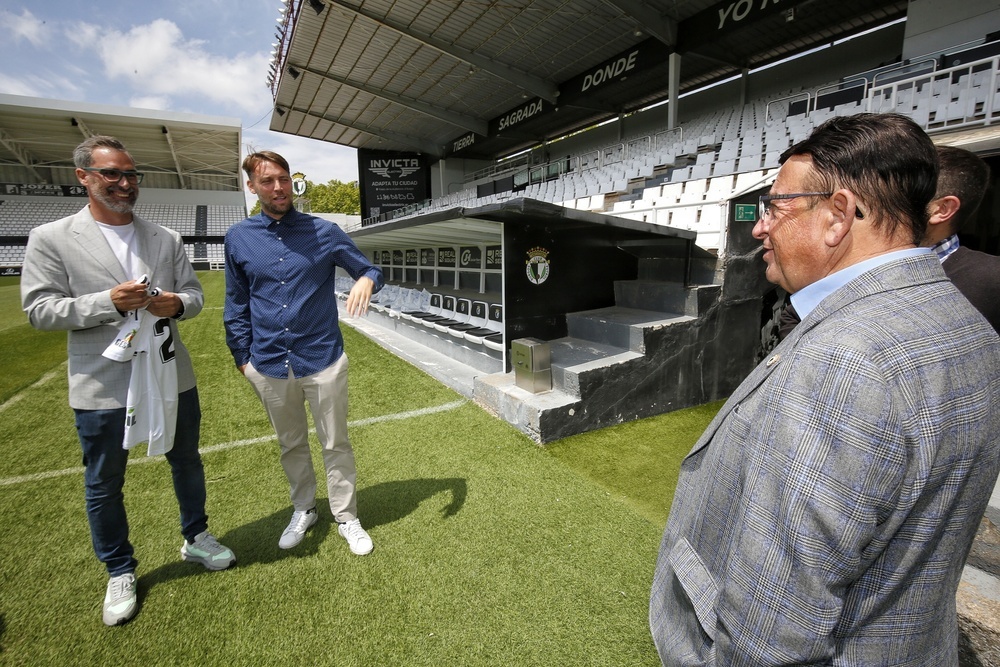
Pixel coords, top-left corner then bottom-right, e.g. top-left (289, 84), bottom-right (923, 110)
top-left (292, 177), bottom-right (307, 196)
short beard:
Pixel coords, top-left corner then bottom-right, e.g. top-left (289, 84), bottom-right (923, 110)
top-left (261, 199), bottom-right (291, 218)
top-left (93, 186), bottom-right (137, 214)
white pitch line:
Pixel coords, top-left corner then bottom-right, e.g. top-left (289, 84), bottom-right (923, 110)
top-left (0, 363), bottom-right (66, 414)
top-left (0, 399), bottom-right (465, 488)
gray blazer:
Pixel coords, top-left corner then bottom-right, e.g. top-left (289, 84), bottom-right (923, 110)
top-left (650, 253), bottom-right (1000, 666)
top-left (21, 206), bottom-right (202, 410)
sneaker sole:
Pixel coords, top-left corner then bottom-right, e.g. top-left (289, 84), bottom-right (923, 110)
top-left (103, 597), bottom-right (138, 626)
top-left (103, 605), bottom-right (139, 628)
top-left (104, 609), bottom-right (137, 627)
top-left (181, 550), bottom-right (236, 571)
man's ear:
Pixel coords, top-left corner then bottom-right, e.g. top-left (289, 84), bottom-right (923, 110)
top-left (247, 180), bottom-right (256, 195)
top-left (928, 195), bottom-right (961, 228)
top-left (824, 189), bottom-right (856, 247)
top-left (75, 168), bottom-right (89, 187)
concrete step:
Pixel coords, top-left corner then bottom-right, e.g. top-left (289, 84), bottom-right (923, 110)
top-left (473, 372), bottom-right (580, 444)
top-left (614, 280), bottom-right (720, 314)
top-left (548, 336), bottom-right (644, 398)
top-left (566, 306), bottom-right (696, 353)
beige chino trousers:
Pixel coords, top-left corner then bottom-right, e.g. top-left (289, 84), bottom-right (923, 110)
top-left (244, 354), bottom-right (358, 522)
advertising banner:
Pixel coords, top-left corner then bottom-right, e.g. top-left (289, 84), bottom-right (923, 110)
top-left (358, 149), bottom-right (431, 220)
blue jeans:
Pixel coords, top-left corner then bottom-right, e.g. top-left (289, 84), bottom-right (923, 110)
top-left (74, 387), bottom-right (208, 576)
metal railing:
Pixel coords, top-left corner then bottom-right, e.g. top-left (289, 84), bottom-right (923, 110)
top-left (867, 54), bottom-right (1000, 132)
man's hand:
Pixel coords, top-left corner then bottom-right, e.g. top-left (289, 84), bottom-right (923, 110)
top-left (147, 291), bottom-right (183, 318)
top-left (111, 279), bottom-right (152, 313)
top-left (346, 277), bottom-right (375, 318)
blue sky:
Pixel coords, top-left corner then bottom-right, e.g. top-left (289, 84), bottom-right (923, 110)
top-left (0, 1), bottom-right (360, 192)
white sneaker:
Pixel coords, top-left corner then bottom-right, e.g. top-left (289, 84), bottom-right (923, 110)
top-left (103, 573), bottom-right (138, 626)
top-left (338, 518), bottom-right (373, 555)
top-left (279, 508), bottom-right (318, 549)
top-left (181, 531), bottom-right (236, 570)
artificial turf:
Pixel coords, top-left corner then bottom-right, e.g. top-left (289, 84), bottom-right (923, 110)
top-left (0, 273), bottom-right (718, 665)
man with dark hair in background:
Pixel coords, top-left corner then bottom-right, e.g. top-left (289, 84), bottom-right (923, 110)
top-left (21, 135), bottom-right (235, 627)
top-left (650, 114), bottom-right (1000, 666)
top-left (224, 150), bottom-right (383, 555)
top-left (924, 144), bottom-right (999, 333)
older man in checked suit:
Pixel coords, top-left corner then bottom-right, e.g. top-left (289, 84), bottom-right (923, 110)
top-left (21, 135), bottom-right (234, 627)
top-left (650, 114), bottom-right (1000, 666)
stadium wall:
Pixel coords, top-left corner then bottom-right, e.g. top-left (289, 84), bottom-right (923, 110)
top-left (0, 188), bottom-right (244, 207)
top-left (903, 0), bottom-right (1000, 61)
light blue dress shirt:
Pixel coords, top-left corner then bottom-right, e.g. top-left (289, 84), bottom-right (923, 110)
top-left (789, 247), bottom-right (932, 321)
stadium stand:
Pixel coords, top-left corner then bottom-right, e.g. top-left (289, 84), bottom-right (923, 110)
top-left (0, 94), bottom-right (246, 273)
top-left (262, 3), bottom-right (1000, 450)
top-left (351, 49), bottom-right (1000, 260)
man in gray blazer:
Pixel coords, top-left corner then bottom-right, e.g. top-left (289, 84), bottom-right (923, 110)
top-left (21, 135), bottom-right (235, 627)
top-left (650, 114), bottom-right (1000, 666)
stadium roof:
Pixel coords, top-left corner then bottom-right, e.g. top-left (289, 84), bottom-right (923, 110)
top-left (269, 0), bottom-right (907, 160)
top-left (0, 94), bottom-right (243, 192)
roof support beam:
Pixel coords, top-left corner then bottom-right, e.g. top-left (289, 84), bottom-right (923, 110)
top-left (72, 117), bottom-right (95, 139)
top-left (598, 0), bottom-right (677, 47)
top-left (162, 126), bottom-right (187, 190)
top-left (324, 0), bottom-right (559, 103)
top-left (281, 106), bottom-right (445, 157)
top-left (0, 127), bottom-right (45, 182)
top-left (287, 64), bottom-right (488, 135)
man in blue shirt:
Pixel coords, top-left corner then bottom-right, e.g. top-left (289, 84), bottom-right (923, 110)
top-left (224, 151), bottom-right (383, 555)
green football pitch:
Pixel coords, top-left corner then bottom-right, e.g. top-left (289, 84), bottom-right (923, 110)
top-left (0, 272), bottom-right (718, 666)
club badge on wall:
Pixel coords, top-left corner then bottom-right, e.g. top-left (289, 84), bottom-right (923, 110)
top-left (526, 247), bottom-right (550, 285)
top-left (291, 172), bottom-right (307, 196)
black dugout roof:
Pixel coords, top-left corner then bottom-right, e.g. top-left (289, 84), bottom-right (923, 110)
top-left (268, 0), bottom-right (907, 160)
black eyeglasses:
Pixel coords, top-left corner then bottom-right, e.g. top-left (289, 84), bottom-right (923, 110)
top-left (758, 191), bottom-right (866, 221)
top-left (81, 167), bottom-right (145, 184)
top-left (758, 192), bottom-right (832, 221)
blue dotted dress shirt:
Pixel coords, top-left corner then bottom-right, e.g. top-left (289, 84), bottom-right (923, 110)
top-left (224, 208), bottom-right (384, 379)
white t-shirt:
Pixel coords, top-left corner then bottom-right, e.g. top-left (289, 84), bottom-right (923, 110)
top-left (95, 219), bottom-right (138, 279)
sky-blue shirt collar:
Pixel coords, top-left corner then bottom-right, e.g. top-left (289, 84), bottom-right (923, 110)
top-left (790, 247), bottom-right (932, 320)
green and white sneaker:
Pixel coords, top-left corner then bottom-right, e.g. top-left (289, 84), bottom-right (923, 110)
top-left (181, 531), bottom-right (236, 571)
top-left (103, 572), bottom-right (138, 626)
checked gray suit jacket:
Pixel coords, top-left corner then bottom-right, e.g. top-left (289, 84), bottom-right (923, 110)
top-left (650, 252), bottom-right (1000, 666)
top-left (21, 205), bottom-right (203, 410)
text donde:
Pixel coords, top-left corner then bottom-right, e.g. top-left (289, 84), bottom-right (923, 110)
top-left (582, 50), bottom-right (638, 92)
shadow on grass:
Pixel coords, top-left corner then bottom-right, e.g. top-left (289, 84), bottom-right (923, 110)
top-left (360, 476), bottom-right (467, 528)
top-left (138, 477), bottom-right (467, 593)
